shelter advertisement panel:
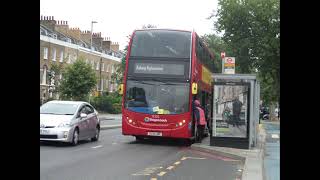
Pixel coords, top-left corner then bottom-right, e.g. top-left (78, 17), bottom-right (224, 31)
top-left (213, 84), bottom-right (249, 138)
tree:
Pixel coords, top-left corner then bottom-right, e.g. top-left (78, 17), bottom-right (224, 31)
top-left (111, 47), bottom-right (127, 85)
top-left (212, 0), bottom-right (280, 105)
top-left (59, 57), bottom-right (97, 101)
top-left (201, 34), bottom-right (233, 73)
top-left (49, 63), bottom-right (63, 96)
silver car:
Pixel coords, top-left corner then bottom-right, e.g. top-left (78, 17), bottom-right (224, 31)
top-left (40, 100), bottom-right (100, 146)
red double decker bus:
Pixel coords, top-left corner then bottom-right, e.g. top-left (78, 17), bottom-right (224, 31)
top-left (120, 29), bottom-right (215, 143)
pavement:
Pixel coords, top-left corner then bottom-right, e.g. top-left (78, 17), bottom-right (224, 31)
top-left (98, 113), bottom-right (278, 180)
top-left (98, 113), bottom-right (122, 130)
top-left (191, 120), bottom-right (278, 180)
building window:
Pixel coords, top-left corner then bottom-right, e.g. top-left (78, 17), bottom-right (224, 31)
top-left (101, 78), bottom-right (104, 91)
top-left (73, 54), bottom-right (77, 63)
top-left (60, 51), bottom-right (64, 62)
top-left (40, 69), bottom-right (43, 84)
top-left (105, 79), bottom-right (109, 88)
top-left (43, 47), bottom-right (48, 60)
top-left (106, 64), bottom-right (109, 72)
top-left (91, 61), bottom-right (95, 69)
top-left (111, 65), bottom-right (114, 73)
top-left (96, 62), bottom-right (100, 70)
top-left (52, 48), bottom-right (56, 61)
top-left (68, 54), bottom-right (71, 64)
top-left (102, 63), bottom-right (105, 71)
top-left (86, 59), bottom-right (89, 64)
top-left (110, 83), bottom-right (113, 92)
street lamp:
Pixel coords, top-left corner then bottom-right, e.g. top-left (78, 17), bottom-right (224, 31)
top-left (90, 21), bottom-right (98, 51)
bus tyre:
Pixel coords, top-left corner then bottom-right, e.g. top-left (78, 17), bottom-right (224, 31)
top-left (184, 139), bottom-right (192, 146)
top-left (194, 124), bottom-right (200, 143)
top-left (135, 136), bottom-right (144, 141)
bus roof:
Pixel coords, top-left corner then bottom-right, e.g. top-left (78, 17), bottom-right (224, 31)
top-left (131, 29), bottom-right (215, 60)
top-left (133, 28), bottom-right (192, 33)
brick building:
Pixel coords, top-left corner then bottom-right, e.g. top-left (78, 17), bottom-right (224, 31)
top-left (40, 16), bottom-right (124, 103)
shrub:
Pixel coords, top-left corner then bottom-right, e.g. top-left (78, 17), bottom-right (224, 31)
top-left (91, 93), bottom-right (122, 114)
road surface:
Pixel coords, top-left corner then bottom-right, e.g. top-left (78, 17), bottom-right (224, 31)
top-left (41, 128), bottom-right (243, 180)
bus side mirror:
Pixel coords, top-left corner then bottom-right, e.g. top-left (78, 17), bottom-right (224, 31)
top-left (118, 84), bottom-right (124, 95)
top-left (192, 83), bottom-right (198, 94)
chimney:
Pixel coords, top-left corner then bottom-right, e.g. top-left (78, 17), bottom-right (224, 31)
top-left (92, 32), bottom-right (104, 50)
top-left (111, 41), bottom-right (119, 52)
top-left (102, 37), bottom-right (111, 51)
top-left (80, 30), bottom-right (92, 44)
top-left (54, 19), bottom-right (69, 35)
top-left (40, 15), bottom-right (56, 31)
top-left (67, 27), bottom-right (81, 41)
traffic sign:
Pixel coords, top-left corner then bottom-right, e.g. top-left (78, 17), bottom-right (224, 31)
top-left (221, 52), bottom-right (225, 58)
top-left (223, 57), bottom-right (235, 74)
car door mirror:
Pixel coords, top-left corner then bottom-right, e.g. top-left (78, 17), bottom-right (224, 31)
top-left (80, 113), bottom-right (87, 118)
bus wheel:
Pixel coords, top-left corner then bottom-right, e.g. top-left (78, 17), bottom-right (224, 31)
top-left (184, 139), bottom-right (192, 146)
top-left (194, 124), bottom-right (200, 143)
top-left (135, 136), bottom-right (144, 141)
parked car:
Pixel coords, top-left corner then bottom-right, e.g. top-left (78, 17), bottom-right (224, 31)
top-left (40, 100), bottom-right (100, 146)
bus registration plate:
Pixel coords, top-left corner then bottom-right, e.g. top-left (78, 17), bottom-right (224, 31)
top-left (147, 132), bottom-right (162, 136)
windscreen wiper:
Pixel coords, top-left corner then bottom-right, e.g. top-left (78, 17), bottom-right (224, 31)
top-left (129, 78), bottom-right (155, 85)
top-left (149, 78), bottom-right (175, 85)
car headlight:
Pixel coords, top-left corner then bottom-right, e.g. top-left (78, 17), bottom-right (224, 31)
top-left (58, 122), bottom-right (71, 128)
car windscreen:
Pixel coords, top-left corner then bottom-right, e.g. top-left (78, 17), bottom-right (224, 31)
top-left (40, 103), bottom-right (79, 115)
top-left (130, 30), bottom-right (191, 58)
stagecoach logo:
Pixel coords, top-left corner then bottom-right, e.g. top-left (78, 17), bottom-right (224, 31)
top-left (144, 117), bottom-right (168, 123)
top-left (144, 117), bottom-right (150, 122)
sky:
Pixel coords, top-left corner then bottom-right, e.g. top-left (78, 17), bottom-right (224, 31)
top-left (40, 0), bottom-right (219, 51)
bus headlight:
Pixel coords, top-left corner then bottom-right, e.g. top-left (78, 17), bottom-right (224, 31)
top-left (176, 120), bottom-right (187, 127)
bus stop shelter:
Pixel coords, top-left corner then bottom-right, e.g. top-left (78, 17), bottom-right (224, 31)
top-left (210, 74), bottom-right (260, 149)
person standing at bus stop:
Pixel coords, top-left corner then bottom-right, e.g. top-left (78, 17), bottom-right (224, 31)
top-left (193, 99), bottom-right (206, 143)
top-left (232, 96), bottom-right (243, 127)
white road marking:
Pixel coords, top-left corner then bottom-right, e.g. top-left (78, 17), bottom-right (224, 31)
top-left (271, 134), bottom-right (279, 139)
top-left (157, 171), bottom-right (167, 176)
top-left (183, 157), bottom-right (206, 160)
top-left (166, 166), bottom-right (175, 170)
top-left (181, 157), bottom-right (187, 160)
top-left (132, 173), bottom-right (150, 176)
top-left (91, 145), bottom-right (102, 149)
top-left (174, 161), bottom-right (181, 165)
top-left (150, 178), bottom-right (157, 180)
top-left (132, 167), bottom-right (163, 176)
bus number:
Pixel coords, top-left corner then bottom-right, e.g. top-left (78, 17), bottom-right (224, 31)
top-left (152, 115), bottom-right (160, 118)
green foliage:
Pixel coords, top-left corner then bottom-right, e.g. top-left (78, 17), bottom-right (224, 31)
top-left (201, 34), bottom-right (233, 73)
top-left (111, 47), bottom-right (127, 85)
top-left (212, 0), bottom-right (280, 104)
top-left (49, 63), bottom-right (63, 94)
top-left (91, 93), bottom-right (122, 114)
top-left (59, 57), bottom-right (97, 101)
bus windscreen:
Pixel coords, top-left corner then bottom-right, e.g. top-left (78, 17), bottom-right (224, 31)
top-left (130, 30), bottom-right (191, 59)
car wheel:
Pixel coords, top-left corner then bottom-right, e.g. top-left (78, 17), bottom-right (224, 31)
top-left (91, 126), bottom-right (100, 141)
top-left (71, 129), bottom-right (79, 146)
